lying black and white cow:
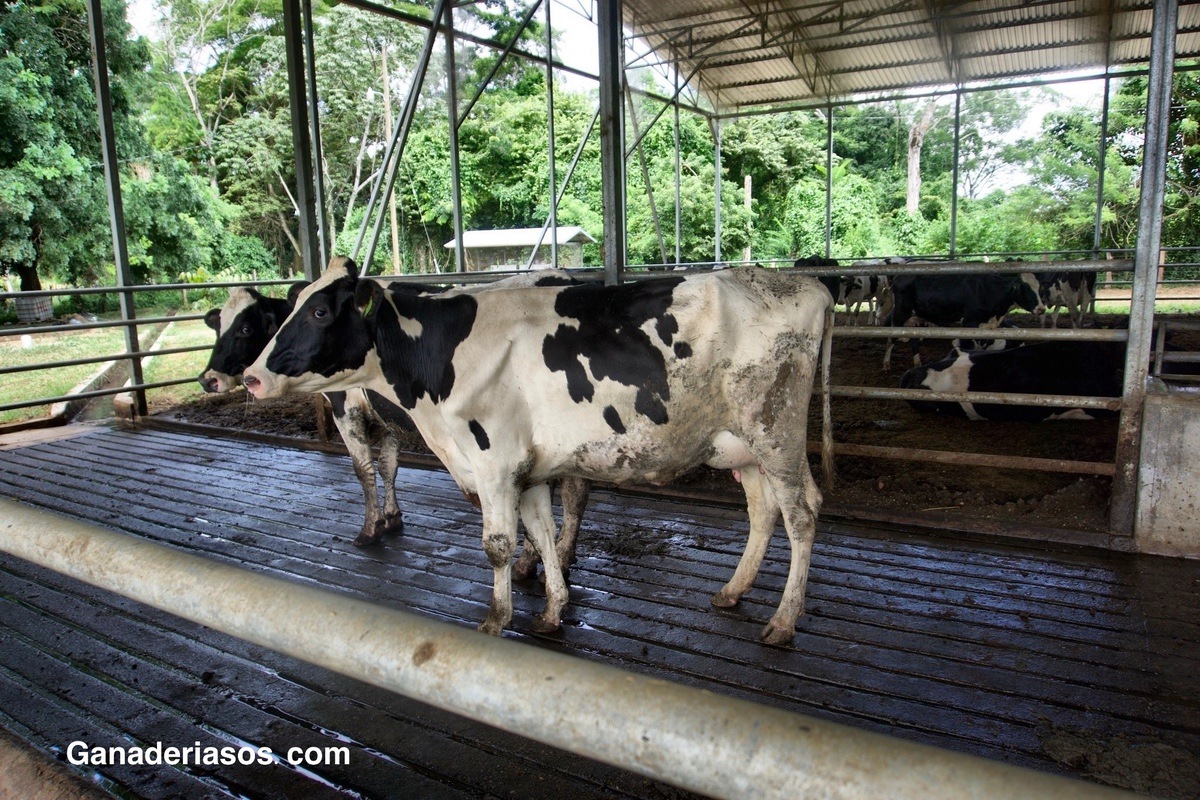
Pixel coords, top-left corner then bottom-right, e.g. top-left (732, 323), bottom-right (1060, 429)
top-left (244, 258), bottom-right (835, 645)
top-left (899, 340), bottom-right (1123, 422)
top-left (201, 278), bottom-right (590, 580)
top-left (883, 272), bottom-right (1046, 369)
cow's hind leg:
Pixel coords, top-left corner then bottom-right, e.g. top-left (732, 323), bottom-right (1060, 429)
top-left (478, 488), bottom-right (520, 636)
top-left (517, 484), bottom-right (569, 633)
top-left (712, 467), bottom-right (779, 609)
top-left (376, 431), bottom-right (404, 537)
top-left (556, 477), bottom-right (590, 571)
top-left (758, 462), bottom-right (822, 646)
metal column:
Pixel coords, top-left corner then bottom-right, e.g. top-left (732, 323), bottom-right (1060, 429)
top-left (824, 105), bottom-right (833, 259)
top-left (301, 0), bottom-right (330, 268)
top-left (949, 90), bottom-right (962, 259)
top-left (444, 1), bottom-right (466, 273)
top-left (1110, 0), bottom-right (1177, 536)
top-left (282, 0), bottom-right (321, 279)
top-left (713, 116), bottom-right (722, 263)
top-left (597, 0), bottom-right (626, 284)
top-left (674, 63), bottom-right (682, 264)
top-left (545, 0), bottom-right (558, 267)
top-left (86, 0), bottom-right (145, 416)
top-left (1093, 75), bottom-right (1112, 256)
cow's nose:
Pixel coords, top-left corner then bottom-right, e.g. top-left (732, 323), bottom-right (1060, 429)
top-left (243, 374), bottom-right (260, 389)
top-left (199, 376), bottom-right (218, 393)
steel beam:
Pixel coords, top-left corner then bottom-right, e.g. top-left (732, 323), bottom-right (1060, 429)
top-left (1110, 0), bottom-right (1177, 536)
top-left (302, 0), bottom-right (330, 268)
top-left (282, 0), bottom-right (321, 279)
top-left (86, 0), bottom-right (145, 416)
top-left (598, 0), bottom-right (626, 284)
top-left (444, 1), bottom-right (466, 273)
top-left (0, 500), bottom-right (1140, 800)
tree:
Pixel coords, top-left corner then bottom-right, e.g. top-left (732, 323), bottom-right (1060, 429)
top-left (0, 0), bottom-right (149, 291)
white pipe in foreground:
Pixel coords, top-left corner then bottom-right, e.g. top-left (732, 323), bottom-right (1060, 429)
top-left (0, 499), bottom-right (1139, 800)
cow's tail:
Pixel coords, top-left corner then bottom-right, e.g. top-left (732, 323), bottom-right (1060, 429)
top-left (820, 303), bottom-right (835, 491)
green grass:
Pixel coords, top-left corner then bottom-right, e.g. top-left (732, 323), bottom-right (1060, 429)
top-left (0, 326), bottom-right (133, 424)
top-left (141, 318), bottom-right (216, 409)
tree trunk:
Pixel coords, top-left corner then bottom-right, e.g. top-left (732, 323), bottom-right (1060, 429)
top-left (14, 264), bottom-right (41, 292)
top-left (906, 99), bottom-right (939, 216)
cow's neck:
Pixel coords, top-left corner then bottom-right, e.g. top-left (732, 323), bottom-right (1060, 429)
top-left (372, 288), bottom-right (478, 410)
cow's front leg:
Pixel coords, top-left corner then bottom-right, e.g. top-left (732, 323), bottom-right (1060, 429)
top-left (376, 431), bottom-right (404, 537)
top-left (333, 411), bottom-right (386, 547)
top-left (478, 488), bottom-right (520, 636)
top-left (518, 483), bottom-right (568, 633)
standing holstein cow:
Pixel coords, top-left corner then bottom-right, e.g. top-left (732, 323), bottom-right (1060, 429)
top-left (200, 278), bottom-right (590, 581)
top-left (244, 259), bottom-right (835, 645)
top-left (883, 272), bottom-right (1045, 369)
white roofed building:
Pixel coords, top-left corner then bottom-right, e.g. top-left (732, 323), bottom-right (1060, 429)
top-left (444, 227), bottom-right (596, 271)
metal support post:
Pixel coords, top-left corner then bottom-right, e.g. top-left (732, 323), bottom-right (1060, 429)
top-left (1093, 75), bottom-right (1112, 256)
top-left (302, 0), bottom-right (329, 268)
top-left (597, 0), bottom-right (626, 284)
top-left (1110, 0), bottom-right (1177, 536)
top-left (824, 105), bottom-right (833, 259)
top-left (282, 0), bottom-right (320, 279)
top-left (713, 116), bottom-right (722, 263)
top-left (949, 90), bottom-right (962, 259)
top-left (445, 1), bottom-right (466, 273)
top-left (628, 86), bottom-right (667, 264)
top-left (545, 0), bottom-right (558, 268)
top-left (674, 63), bottom-right (682, 265)
top-left (86, 0), bottom-right (145, 416)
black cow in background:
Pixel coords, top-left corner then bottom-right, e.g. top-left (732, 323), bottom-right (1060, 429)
top-left (882, 272), bottom-right (1046, 369)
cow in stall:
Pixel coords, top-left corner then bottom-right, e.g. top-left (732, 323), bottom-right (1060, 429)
top-left (1036, 271), bottom-right (1097, 329)
top-left (840, 274), bottom-right (891, 325)
top-left (882, 272), bottom-right (1046, 369)
top-left (899, 340), bottom-right (1123, 421)
top-left (244, 258), bottom-right (835, 645)
top-left (200, 276), bottom-right (591, 582)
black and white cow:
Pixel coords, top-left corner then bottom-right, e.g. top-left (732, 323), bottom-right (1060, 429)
top-left (882, 272), bottom-right (1046, 369)
top-left (899, 340), bottom-right (1123, 422)
top-left (840, 274), bottom-right (891, 325)
top-left (1036, 271), bottom-right (1097, 329)
top-left (244, 258), bottom-right (835, 645)
top-left (201, 277), bottom-right (591, 579)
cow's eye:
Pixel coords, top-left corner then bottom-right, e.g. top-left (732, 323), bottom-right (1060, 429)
top-left (313, 306), bottom-right (328, 320)
top-left (239, 325), bottom-right (253, 336)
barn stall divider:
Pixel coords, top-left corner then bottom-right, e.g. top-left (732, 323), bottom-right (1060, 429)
top-left (0, 497), bottom-right (1142, 800)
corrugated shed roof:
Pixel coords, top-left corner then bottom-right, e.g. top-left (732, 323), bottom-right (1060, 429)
top-left (443, 227), bottom-right (597, 249)
top-left (623, 0), bottom-right (1200, 112)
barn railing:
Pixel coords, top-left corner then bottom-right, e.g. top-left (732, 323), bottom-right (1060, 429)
top-left (0, 498), bottom-right (1140, 800)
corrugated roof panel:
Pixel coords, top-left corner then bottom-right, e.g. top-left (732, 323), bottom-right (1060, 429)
top-left (623, 0), bottom-right (1194, 111)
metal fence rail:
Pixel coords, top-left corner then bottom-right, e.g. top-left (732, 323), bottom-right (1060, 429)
top-left (0, 499), bottom-right (1139, 800)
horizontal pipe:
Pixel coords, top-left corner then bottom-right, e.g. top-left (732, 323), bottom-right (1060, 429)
top-left (834, 327), bottom-right (1129, 341)
top-left (831, 384), bottom-right (1123, 411)
top-left (0, 345), bottom-right (208, 377)
top-left (0, 377), bottom-right (194, 414)
top-left (0, 313), bottom-right (205, 338)
top-left (828, 441), bottom-right (1116, 477)
top-left (786, 259), bottom-right (1132, 277)
top-left (0, 279), bottom-right (294, 301)
top-left (0, 500), bottom-right (1136, 800)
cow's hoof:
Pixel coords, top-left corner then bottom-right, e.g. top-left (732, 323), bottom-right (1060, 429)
top-left (530, 616), bottom-right (561, 634)
top-left (759, 622), bottom-right (794, 646)
top-left (380, 514), bottom-right (404, 537)
top-left (476, 619), bottom-right (504, 637)
top-left (710, 591), bottom-right (740, 608)
top-left (352, 530), bottom-right (384, 547)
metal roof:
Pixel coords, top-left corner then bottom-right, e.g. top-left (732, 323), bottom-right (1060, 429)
top-left (622, 0), bottom-right (1200, 112)
top-left (443, 226), bottom-right (597, 248)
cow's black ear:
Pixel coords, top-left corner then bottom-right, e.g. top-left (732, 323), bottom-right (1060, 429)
top-left (355, 279), bottom-right (384, 318)
top-left (287, 281), bottom-right (310, 306)
top-left (204, 308), bottom-right (221, 331)
top-left (342, 257), bottom-right (358, 278)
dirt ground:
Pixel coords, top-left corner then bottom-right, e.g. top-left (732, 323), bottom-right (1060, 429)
top-left (149, 311), bottom-right (1200, 536)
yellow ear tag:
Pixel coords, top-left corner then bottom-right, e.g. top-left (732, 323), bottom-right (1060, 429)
top-left (361, 292), bottom-right (375, 317)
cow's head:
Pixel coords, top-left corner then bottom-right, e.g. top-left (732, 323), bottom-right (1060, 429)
top-left (243, 257), bottom-right (381, 400)
top-left (198, 283), bottom-right (307, 393)
top-left (1014, 273), bottom-right (1046, 316)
